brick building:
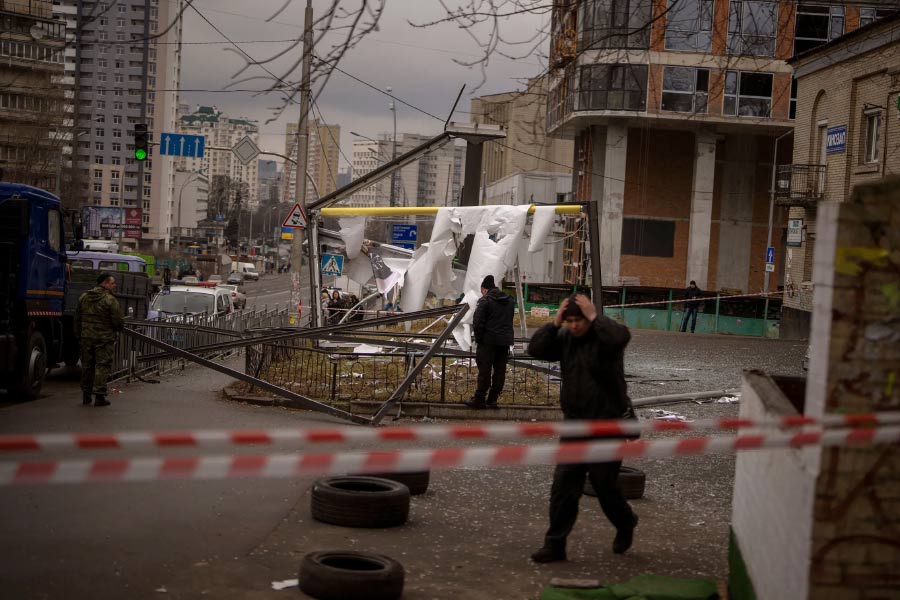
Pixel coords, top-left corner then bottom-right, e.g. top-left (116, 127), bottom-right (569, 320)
top-left (776, 12), bottom-right (900, 338)
top-left (546, 1), bottom-right (894, 293)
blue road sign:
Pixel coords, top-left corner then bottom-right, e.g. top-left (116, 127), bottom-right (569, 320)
top-left (826, 125), bottom-right (847, 154)
top-left (391, 224), bottom-right (417, 242)
top-left (159, 132), bottom-right (205, 158)
top-left (766, 246), bottom-right (775, 264)
top-left (320, 253), bottom-right (344, 276)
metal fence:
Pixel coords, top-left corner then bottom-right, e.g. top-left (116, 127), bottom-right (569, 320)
top-left (110, 304), bottom-right (291, 382)
top-left (244, 340), bottom-right (559, 409)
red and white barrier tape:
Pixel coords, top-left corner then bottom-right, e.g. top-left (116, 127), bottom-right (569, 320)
top-left (2, 426), bottom-right (897, 486)
top-left (3, 412), bottom-right (899, 454)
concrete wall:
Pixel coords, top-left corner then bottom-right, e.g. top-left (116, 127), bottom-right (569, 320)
top-left (731, 372), bottom-right (817, 600)
top-left (716, 135), bottom-right (757, 292)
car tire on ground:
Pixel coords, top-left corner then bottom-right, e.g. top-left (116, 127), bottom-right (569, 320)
top-left (298, 550), bottom-right (404, 600)
top-left (584, 466), bottom-right (646, 500)
top-left (359, 471), bottom-right (430, 496)
top-left (311, 476), bottom-right (410, 528)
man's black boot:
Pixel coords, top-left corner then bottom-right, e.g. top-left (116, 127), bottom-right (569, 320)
top-left (531, 542), bottom-right (566, 563)
top-left (94, 395), bottom-right (111, 407)
top-left (82, 392), bottom-right (93, 405)
top-left (464, 398), bottom-right (486, 409)
top-left (613, 514), bottom-right (638, 554)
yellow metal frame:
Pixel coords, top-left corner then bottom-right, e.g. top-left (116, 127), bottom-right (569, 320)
top-left (318, 204), bottom-right (584, 217)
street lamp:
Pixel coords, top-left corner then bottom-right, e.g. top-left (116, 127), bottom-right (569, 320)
top-left (387, 86), bottom-right (398, 208)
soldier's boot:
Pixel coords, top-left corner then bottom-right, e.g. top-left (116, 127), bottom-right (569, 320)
top-left (82, 391), bottom-right (93, 405)
top-left (94, 395), bottom-right (111, 407)
top-left (530, 540), bottom-right (567, 563)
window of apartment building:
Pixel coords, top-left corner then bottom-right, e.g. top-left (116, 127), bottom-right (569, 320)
top-left (115, 73), bottom-right (124, 83)
top-left (98, 58), bottom-right (108, 68)
top-left (110, 171), bottom-right (119, 180)
top-left (144, 186), bottom-right (151, 197)
top-left (111, 156), bottom-right (121, 165)
top-left (582, 0), bottom-right (652, 49)
top-left (112, 129), bottom-right (122, 138)
top-left (112, 143), bottom-right (121, 152)
top-left (723, 71), bottom-right (773, 117)
top-left (114, 101), bottom-right (123, 110)
top-left (863, 110), bottom-right (882, 164)
top-left (661, 67), bottom-right (709, 113)
top-left (143, 201), bottom-right (150, 210)
top-left (621, 218), bottom-right (675, 257)
top-left (143, 214), bottom-right (150, 224)
top-left (118, 3), bottom-right (126, 12)
top-left (99, 17), bottom-right (107, 26)
top-left (789, 78), bottom-right (797, 119)
top-left (95, 115), bottom-right (105, 124)
top-left (727, 1), bottom-right (777, 56)
top-left (97, 72), bottom-right (107, 82)
top-left (93, 182), bottom-right (103, 193)
top-left (94, 169), bottom-right (103, 179)
top-left (95, 141), bottom-right (104, 152)
top-left (116, 32), bottom-right (125, 41)
top-left (794, 5), bottom-right (844, 54)
top-left (99, 44), bottom-right (107, 54)
top-left (149, 48), bottom-right (157, 60)
top-left (860, 7), bottom-right (897, 27)
top-left (144, 173), bottom-right (152, 183)
top-left (578, 64), bottom-right (648, 111)
top-left (114, 88), bottom-right (123, 97)
top-left (116, 18), bottom-right (125, 28)
top-left (95, 127), bottom-right (104, 137)
top-left (97, 100), bottom-right (106, 109)
top-left (115, 59), bottom-right (123, 69)
top-left (99, 32), bottom-right (107, 41)
top-left (666, 0), bottom-right (713, 51)
top-left (113, 115), bottom-right (122, 124)
top-left (116, 46), bottom-right (123, 55)
top-left (110, 183), bottom-right (119, 193)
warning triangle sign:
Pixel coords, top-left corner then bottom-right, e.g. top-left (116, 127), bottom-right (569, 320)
top-left (282, 203), bottom-right (308, 229)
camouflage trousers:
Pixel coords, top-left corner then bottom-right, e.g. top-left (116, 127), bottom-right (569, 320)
top-left (81, 338), bottom-right (115, 395)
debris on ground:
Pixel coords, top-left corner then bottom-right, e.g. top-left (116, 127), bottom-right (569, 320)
top-left (271, 579), bottom-right (298, 591)
top-left (647, 409), bottom-right (694, 422)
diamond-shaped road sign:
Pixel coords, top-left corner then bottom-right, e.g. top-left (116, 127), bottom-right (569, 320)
top-left (232, 136), bottom-right (260, 165)
top-left (281, 203), bottom-right (308, 229)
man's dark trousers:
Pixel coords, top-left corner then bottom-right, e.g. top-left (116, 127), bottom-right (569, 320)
top-left (473, 343), bottom-right (509, 404)
top-left (544, 459), bottom-right (635, 548)
top-left (680, 306), bottom-right (698, 332)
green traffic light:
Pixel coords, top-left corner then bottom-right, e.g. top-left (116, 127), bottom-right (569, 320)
top-left (135, 148), bottom-right (147, 161)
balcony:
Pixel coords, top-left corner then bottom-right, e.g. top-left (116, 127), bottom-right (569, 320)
top-left (775, 164), bottom-right (826, 208)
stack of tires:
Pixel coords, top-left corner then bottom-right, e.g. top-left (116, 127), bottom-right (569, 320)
top-left (299, 471), bottom-right (430, 599)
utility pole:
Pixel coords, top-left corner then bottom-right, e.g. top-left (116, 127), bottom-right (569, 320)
top-left (292, 0), bottom-right (316, 327)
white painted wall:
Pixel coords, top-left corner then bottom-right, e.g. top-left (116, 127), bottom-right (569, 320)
top-left (732, 373), bottom-right (818, 600)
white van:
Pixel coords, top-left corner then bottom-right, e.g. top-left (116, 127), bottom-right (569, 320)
top-left (232, 262), bottom-right (259, 281)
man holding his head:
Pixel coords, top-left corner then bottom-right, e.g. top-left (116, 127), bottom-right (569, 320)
top-left (75, 272), bottom-right (125, 407)
top-left (527, 293), bottom-right (638, 563)
top-left (465, 275), bottom-right (514, 409)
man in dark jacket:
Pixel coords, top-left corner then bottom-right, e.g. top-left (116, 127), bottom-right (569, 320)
top-left (75, 272), bottom-right (125, 407)
top-left (465, 275), bottom-right (514, 409)
top-left (680, 280), bottom-right (702, 333)
top-left (527, 293), bottom-right (638, 562)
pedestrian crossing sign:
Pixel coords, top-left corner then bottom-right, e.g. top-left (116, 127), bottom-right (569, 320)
top-left (281, 203), bottom-right (308, 229)
top-left (320, 253), bottom-right (344, 276)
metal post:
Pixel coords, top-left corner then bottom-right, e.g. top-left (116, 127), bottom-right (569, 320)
top-left (458, 141), bottom-right (484, 264)
top-left (292, 0), bottom-right (316, 327)
top-left (666, 289), bottom-right (673, 331)
top-left (620, 286), bottom-right (627, 324)
top-left (766, 130), bottom-right (793, 293)
top-left (586, 199), bottom-right (603, 314)
top-left (513, 266), bottom-right (527, 340)
top-left (714, 292), bottom-right (721, 334)
top-left (762, 296), bottom-right (770, 338)
top-left (389, 89), bottom-right (398, 208)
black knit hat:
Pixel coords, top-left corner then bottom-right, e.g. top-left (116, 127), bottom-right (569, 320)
top-left (481, 275), bottom-right (496, 290)
top-left (562, 294), bottom-right (585, 319)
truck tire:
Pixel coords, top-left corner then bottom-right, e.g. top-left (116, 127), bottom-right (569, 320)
top-left (16, 332), bottom-right (47, 399)
top-left (311, 476), bottom-right (410, 528)
top-left (584, 466), bottom-right (646, 500)
top-left (299, 550), bottom-right (404, 600)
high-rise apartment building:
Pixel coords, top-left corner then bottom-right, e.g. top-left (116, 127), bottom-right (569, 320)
top-left (178, 105), bottom-right (260, 210)
top-left (283, 119), bottom-right (340, 203)
top-left (56, 0), bottom-right (183, 251)
top-left (471, 75), bottom-right (573, 187)
top-left (257, 159), bottom-right (280, 207)
top-left (0, 1), bottom-right (67, 192)
top-left (349, 133), bottom-right (465, 208)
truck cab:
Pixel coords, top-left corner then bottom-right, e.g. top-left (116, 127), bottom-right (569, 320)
top-left (0, 183), bottom-right (68, 398)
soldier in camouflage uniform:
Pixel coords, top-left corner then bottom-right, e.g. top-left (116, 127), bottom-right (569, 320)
top-left (75, 272), bottom-right (125, 406)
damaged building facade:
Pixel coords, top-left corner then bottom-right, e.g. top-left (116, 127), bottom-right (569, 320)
top-left (546, 1), bottom-right (893, 293)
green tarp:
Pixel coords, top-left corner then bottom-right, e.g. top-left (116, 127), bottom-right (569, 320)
top-left (540, 575), bottom-right (719, 600)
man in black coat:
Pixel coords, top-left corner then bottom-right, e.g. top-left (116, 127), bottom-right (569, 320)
top-left (527, 293), bottom-right (638, 562)
top-left (465, 275), bottom-right (514, 409)
top-left (680, 280), bottom-right (702, 333)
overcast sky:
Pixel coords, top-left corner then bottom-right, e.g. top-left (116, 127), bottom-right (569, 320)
top-left (180, 0), bottom-right (548, 170)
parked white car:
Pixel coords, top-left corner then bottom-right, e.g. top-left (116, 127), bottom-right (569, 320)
top-left (148, 285), bottom-right (234, 320)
